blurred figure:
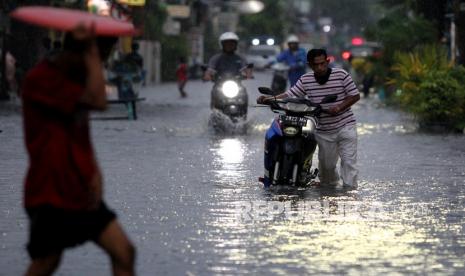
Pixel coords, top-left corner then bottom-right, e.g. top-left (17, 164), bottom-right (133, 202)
top-left (21, 25), bottom-right (135, 276)
top-left (176, 56), bottom-right (188, 98)
top-left (275, 35), bottom-right (307, 87)
top-left (124, 41), bottom-right (145, 85)
top-left (362, 60), bottom-right (375, 98)
top-left (5, 51), bottom-right (17, 95)
top-left (125, 41), bottom-right (143, 69)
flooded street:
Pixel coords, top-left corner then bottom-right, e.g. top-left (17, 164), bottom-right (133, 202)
top-left (1, 72), bottom-right (465, 275)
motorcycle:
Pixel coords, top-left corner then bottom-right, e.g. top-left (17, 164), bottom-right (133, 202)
top-left (257, 87), bottom-right (337, 187)
top-left (270, 62), bottom-right (289, 94)
top-left (204, 63), bottom-right (253, 122)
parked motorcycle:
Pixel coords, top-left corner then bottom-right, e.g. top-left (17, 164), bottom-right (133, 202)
top-left (258, 87), bottom-right (337, 187)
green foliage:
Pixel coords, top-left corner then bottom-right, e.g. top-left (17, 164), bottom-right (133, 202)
top-left (388, 45), bottom-right (451, 91)
top-left (143, 2), bottom-right (168, 41)
top-left (390, 45), bottom-right (465, 131)
top-left (363, 5), bottom-right (440, 102)
top-left (414, 69), bottom-right (465, 130)
top-left (365, 7), bottom-right (438, 72)
top-left (161, 35), bottom-right (190, 82)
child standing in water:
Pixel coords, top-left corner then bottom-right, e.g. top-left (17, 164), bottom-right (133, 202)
top-left (176, 56), bottom-right (188, 98)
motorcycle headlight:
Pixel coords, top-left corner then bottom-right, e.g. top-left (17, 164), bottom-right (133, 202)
top-left (221, 80), bottom-right (240, 98)
top-left (283, 127), bottom-right (298, 136)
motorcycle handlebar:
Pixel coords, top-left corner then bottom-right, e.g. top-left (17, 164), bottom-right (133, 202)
top-left (258, 98), bottom-right (325, 115)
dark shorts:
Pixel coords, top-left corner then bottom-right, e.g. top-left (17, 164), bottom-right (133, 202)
top-left (26, 201), bottom-right (116, 259)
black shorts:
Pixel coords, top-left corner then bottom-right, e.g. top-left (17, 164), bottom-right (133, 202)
top-left (26, 201), bottom-right (116, 259)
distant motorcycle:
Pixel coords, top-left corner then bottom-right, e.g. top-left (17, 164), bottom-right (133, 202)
top-left (203, 63), bottom-right (253, 122)
top-left (258, 87), bottom-right (337, 187)
top-left (270, 62), bottom-right (289, 94)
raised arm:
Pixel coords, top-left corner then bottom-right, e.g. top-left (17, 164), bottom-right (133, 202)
top-left (71, 25), bottom-right (107, 111)
top-left (80, 41), bottom-right (107, 111)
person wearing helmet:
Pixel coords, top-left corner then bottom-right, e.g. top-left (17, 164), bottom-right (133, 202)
top-left (275, 34), bottom-right (307, 87)
top-left (203, 32), bottom-right (252, 81)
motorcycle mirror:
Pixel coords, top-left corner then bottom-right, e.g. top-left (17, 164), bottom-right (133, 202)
top-left (320, 94), bottom-right (338, 104)
top-left (258, 87), bottom-right (274, 95)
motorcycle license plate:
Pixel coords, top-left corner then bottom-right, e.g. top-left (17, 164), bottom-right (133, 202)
top-left (279, 115), bottom-right (307, 126)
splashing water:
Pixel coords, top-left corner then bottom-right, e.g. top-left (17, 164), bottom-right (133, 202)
top-left (208, 109), bottom-right (249, 135)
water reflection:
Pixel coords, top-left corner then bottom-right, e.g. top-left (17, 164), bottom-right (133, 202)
top-left (253, 219), bottom-right (433, 274)
top-left (217, 139), bottom-right (245, 164)
top-left (204, 190), bottom-right (455, 274)
top-left (211, 138), bottom-right (248, 184)
top-left (357, 123), bottom-right (417, 135)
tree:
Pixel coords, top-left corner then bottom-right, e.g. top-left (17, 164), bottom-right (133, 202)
top-left (384, 0), bottom-right (447, 39)
top-left (365, 6), bottom-right (437, 68)
top-left (411, 0), bottom-right (446, 40)
top-left (141, 0), bottom-right (167, 41)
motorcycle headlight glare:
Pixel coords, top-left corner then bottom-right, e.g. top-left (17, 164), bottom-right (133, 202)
top-left (221, 80), bottom-right (240, 98)
top-left (283, 127), bottom-right (298, 136)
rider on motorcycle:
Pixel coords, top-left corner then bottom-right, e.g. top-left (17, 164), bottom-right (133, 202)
top-left (275, 35), bottom-right (307, 87)
top-left (203, 32), bottom-right (252, 81)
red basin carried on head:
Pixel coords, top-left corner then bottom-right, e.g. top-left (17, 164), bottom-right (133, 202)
top-left (10, 6), bottom-right (138, 36)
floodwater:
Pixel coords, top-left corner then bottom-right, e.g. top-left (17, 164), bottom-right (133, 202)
top-left (1, 72), bottom-right (464, 275)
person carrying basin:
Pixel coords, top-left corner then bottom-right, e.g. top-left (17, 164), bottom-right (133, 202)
top-left (19, 21), bottom-right (136, 276)
top-left (257, 49), bottom-right (360, 189)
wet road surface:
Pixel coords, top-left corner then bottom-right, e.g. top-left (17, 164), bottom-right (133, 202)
top-left (1, 72), bottom-right (465, 275)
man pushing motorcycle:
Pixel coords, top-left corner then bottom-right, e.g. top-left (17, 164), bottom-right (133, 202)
top-left (257, 49), bottom-right (360, 189)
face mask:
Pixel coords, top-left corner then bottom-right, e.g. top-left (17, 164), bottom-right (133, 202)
top-left (315, 68), bottom-right (332, 85)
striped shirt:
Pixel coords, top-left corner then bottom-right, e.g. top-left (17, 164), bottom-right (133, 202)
top-left (284, 68), bottom-right (359, 132)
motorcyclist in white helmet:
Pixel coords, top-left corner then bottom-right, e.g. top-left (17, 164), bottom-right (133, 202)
top-left (203, 32), bottom-right (252, 81)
